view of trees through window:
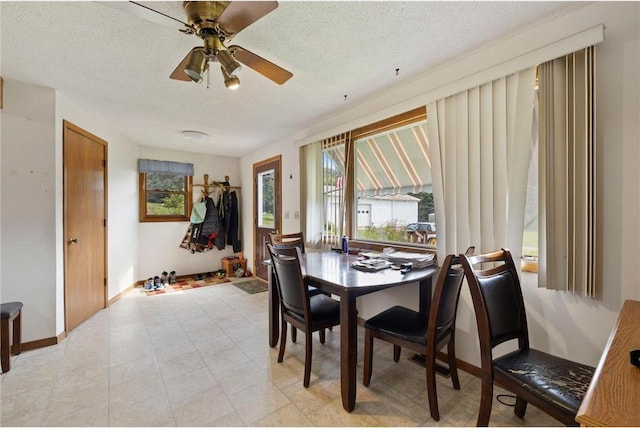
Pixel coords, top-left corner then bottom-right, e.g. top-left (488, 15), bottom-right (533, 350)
top-left (145, 173), bottom-right (187, 216)
top-left (258, 170), bottom-right (275, 227)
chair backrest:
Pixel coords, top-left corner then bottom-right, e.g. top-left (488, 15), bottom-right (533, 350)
top-left (268, 232), bottom-right (306, 253)
top-left (460, 248), bottom-right (529, 353)
top-left (266, 244), bottom-right (308, 318)
top-left (427, 247), bottom-right (473, 346)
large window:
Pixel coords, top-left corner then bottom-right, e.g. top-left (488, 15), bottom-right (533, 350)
top-left (354, 121), bottom-right (434, 245)
top-left (138, 159), bottom-right (193, 222)
top-left (319, 107), bottom-right (435, 248)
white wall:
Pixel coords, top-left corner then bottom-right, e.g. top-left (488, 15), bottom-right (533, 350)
top-left (137, 146), bottom-right (240, 280)
top-left (240, 2), bottom-right (640, 367)
top-left (1, 80), bottom-right (58, 341)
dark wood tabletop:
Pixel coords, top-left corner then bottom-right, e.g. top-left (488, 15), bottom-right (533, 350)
top-left (267, 251), bottom-right (438, 412)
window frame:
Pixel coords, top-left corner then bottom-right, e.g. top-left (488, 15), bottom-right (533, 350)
top-left (334, 106), bottom-right (434, 253)
top-left (138, 172), bottom-right (193, 222)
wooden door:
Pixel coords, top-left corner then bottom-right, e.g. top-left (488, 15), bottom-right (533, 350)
top-left (63, 120), bottom-right (107, 333)
top-left (253, 156), bottom-right (281, 280)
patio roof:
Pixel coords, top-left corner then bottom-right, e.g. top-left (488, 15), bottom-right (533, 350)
top-left (355, 122), bottom-right (433, 196)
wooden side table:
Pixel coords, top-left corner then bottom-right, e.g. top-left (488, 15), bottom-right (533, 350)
top-left (221, 257), bottom-right (246, 277)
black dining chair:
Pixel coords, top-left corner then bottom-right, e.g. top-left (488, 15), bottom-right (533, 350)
top-left (363, 248), bottom-right (472, 421)
top-left (268, 231), bottom-right (330, 343)
top-left (266, 244), bottom-right (341, 387)
top-left (268, 231), bottom-right (306, 253)
top-left (460, 248), bottom-right (595, 426)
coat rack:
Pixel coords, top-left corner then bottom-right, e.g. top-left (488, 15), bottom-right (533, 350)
top-left (194, 174), bottom-right (241, 198)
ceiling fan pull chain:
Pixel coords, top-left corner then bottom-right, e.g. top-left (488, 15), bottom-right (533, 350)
top-left (206, 64), bottom-right (210, 89)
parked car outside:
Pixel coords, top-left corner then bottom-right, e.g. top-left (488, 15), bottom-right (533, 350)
top-left (406, 222), bottom-right (437, 245)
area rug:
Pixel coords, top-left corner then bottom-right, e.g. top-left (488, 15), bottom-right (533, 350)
top-left (143, 275), bottom-right (231, 296)
top-left (232, 279), bottom-right (268, 294)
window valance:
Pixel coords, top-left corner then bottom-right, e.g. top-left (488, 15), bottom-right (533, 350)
top-left (137, 159), bottom-right (194, 176)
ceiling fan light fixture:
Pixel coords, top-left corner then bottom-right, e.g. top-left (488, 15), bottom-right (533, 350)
top-left (221, 67), bottom-right (240, 90)
top-left (216, 49), bottom-right (241, 77)
top-left (184, 49), bottom-right (208, 82)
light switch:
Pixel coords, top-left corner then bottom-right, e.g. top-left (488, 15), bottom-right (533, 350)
top-left (294, 211), bottom-right (300, 219)
top-left (284, 210), bottom-right (290, 219)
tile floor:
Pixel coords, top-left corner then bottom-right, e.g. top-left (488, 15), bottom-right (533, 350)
top-left (0, 279), bottom-right (561, 427)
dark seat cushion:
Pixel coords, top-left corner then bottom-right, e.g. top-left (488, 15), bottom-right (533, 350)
top-left (288, 294), bottom-right (340, 325)
top-left (494, 348), bottom-right (595, 414)
top-left (364, 305), bottom-right (427, 345)
top-left (308, 294), bottom-right (340, 323)
top-left (1, 302), bottom-right (23, 319)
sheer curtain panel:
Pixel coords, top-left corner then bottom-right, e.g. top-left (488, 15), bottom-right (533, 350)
top-left (300, 141), bottom-right (324, 249)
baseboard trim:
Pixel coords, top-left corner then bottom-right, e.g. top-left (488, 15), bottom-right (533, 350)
top-left (108, 283), bottom-right (136, 305)
top-left (22, 332), bottom-right (66, 352)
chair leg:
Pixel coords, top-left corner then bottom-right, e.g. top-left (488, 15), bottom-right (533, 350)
top-left (425, 348), bottom-right (440, 421)
top-left (1, 319), bottom-right (9, 373)
top-left (514, 396), bottom-right (528, 418)
top-left (393, 345), bottom-right (401, 362)
top-left (476, 376), bottom-right (494, 426)
top-left (363, 329), bottom-right (373, 387)
top-left (303, 331), bottom-right (313, 388)
top-left (12, 310), bottom-right (21, 355)
top-left (277, 318), bottom-right (287, 363)
top-left (291, 327), bottom-right (297, 343)
top-left (447, 340), bottom-right (460, 390)
top-left (319, 328), bottom-right (326, 344)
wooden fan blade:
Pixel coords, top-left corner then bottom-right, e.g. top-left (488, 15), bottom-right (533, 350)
top-left (97, 1), bottom-right (194, 34)
top-left (170, 48), bottom-right (199, 82)
top-left (230, 46), bottom-right (292, 85)
top-left (217, 1), bottom-right (278, 36)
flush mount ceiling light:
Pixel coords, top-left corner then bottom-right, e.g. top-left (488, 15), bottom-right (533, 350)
top-left (181, 130), bottom-right (209, 142)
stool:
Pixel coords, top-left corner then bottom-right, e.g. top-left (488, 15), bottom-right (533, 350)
top-left (1, 302), bottom-right (23, 373)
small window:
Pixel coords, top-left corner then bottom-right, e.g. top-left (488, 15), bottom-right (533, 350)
top-left (139, 172), bottom-right (193, 222)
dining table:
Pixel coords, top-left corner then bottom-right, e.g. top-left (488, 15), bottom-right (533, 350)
top-left (266, 250), bottom-right (439, 412)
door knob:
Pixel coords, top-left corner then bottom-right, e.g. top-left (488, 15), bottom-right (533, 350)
top-left (68, 238), bottom-right (80, 244)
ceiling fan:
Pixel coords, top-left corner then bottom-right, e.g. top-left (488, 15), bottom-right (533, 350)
top-left (103, 1), bottom-right (293, 89)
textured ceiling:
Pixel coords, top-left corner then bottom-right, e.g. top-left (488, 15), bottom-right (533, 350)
top-left (1, 1), bottom-right (588, 156)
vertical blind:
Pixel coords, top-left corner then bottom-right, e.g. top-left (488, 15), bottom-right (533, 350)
top-left (538, 46), bottom-right (597, 297)
top-left (322, 132), bottom-right (350, 246)
top-left (427, 68), bottom-right (537, 261)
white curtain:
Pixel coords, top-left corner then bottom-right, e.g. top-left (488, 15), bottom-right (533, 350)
top-left (427, 68), bottom-right (537, 262)
top-left (299, 141), bottom-right (325, 249)
top-left (538, 47), bottom-right (597, 296)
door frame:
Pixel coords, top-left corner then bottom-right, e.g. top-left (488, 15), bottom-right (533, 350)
top-left (63, 120), bottom-right (108, 333)
top-left (253, 155), bottom-right (282, 280)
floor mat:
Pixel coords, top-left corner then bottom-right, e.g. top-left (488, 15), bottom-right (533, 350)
top-left (232, 279), bottom-right (268, 294)
top-left (142, 275), bottom-right (231, 295)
